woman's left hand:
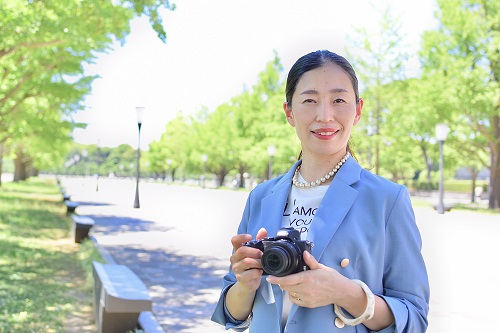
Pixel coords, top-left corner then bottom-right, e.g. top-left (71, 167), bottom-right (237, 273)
top-left (266, 251), bottom-right (352, 308)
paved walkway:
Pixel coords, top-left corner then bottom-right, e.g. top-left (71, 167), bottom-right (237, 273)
top-left (59, 176), bottom-right (500, 333)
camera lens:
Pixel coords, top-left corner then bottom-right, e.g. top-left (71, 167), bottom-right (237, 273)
top-left (262, 241), bottom-right (301, 277)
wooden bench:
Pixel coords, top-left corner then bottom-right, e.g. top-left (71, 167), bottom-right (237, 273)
top-left (71, 215), bottom-right (95, 243)
top-left (138, 312), bottom-right (166, 333)
top-left (64, 200), bottom-right (79, 216)
top-left (61, 191), bottom-right (71, 202)
top-left (92, 262), bottom-right (152, 333)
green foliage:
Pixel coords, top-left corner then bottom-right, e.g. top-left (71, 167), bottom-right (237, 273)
top-left (406, 179), bottom-right (488, 193)
top-left (419, 0), bottom-right (500, 208)
top-left (0, 0), bottom-right (174, 180)
top-left (345, 5), bottom-right (411, 178)
top-left (145, 53), bottom-right (297, 186)
top-left (0, 177), bottom-right (87, 332)
top-left (444, 179), bottom-right (489, 193)
top-left (77, 239), bottom-right (105, 290)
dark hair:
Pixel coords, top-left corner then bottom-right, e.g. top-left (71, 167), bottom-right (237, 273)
top-left (286, 50), bottom-right (359, 160)
top-left (285, 50), bottom-right (360, 107)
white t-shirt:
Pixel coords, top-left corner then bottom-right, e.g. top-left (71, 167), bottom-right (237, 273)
top-left (282, 176), bottom-right (329, 240)
top-left (280, 172), bottom-right (329, 329)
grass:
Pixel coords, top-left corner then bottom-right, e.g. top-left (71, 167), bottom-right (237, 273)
top-left (411, 197), bottom-right (500, 214)
top-left (0, 176), bottom-right (101, 333)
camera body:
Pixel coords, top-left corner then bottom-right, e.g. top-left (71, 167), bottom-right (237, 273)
top-left (244, 227), bottom-right (313, 277)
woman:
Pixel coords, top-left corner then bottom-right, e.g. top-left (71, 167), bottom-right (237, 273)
top-left (211, 50), bottom-right (429, 332)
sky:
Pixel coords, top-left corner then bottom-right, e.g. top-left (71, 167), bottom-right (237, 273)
top-left (73, 0), bottom-right (439, 150)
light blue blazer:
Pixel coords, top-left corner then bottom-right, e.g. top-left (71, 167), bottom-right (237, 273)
top-left (212, 158), bottom-right (430, 333)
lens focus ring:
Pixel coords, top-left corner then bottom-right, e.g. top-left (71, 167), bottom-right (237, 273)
top-left (262, 241), bottom-right (301, 276)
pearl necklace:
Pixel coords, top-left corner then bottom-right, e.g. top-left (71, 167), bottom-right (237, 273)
top-left (292, 152), bottom-right (350, 188)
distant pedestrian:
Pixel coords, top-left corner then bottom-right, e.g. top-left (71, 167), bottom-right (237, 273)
top-left (211, 50), bottom-right (430, 332)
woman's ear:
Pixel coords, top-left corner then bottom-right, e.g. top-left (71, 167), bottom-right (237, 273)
top-left (283, 102), bottom-right (295, 127)
top-left (353, 98), bottom-right (363, 126)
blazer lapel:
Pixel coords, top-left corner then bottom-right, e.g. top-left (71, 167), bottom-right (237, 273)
top-left (258, 163), bottom-right (297, 311)
top-left (306, 158), bottom-right (361, 261)
top-left (287, 159), bottom-right (362, 326)
top-left (259, 162), bottom-right (297, 240)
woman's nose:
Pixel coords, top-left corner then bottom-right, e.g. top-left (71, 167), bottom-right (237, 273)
top-left (316, 101), bottom-right (335, 122)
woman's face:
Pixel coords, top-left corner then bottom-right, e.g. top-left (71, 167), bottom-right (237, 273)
top-left (284, 62), bottom-right (362, 160)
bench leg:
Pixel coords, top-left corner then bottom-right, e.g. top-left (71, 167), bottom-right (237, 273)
top-left (74, 225), bottom-right (92, 243)
top-left (98, 308), bottom-right (141, 333)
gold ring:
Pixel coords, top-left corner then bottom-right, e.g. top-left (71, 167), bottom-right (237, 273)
top-left (292, 292), bottom-right (297, 298)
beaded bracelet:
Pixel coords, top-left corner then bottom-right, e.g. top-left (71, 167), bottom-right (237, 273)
top-left (334, 279), bottom-right (375, 326)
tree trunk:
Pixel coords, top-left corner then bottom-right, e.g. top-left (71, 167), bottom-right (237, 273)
top-left (14, 153), bottom-right (27, 181)
top-left (13, 148), bottom-right (32, 182)
top-left (217, 167), bottom-right (228, 188)
top-left (488, 113), bottom-right (500, 209)
top-left (420, 145), bottom-right (433, 182)
top-left (470, 168), bottom-right (478, 203)
top-left (488, 146), bottom-right (500, 209)
top-left (0, 143), bottom-right (3, 187)
top-left (238, 166), bottom-right (246, 189)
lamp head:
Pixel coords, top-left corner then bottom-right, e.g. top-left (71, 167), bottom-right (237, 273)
top-left (435, 123), bottom-right (450, 142)
top-left (267, 145), bottom-right (276, 157)
top-left (136, 107), bottom-right (146, 125)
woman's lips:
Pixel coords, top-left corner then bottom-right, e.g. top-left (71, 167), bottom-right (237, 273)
top-left (312, 129), bottom-right (338, 140)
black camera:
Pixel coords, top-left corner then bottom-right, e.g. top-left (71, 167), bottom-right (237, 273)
top-left (244, 227), bottom-right (313, 277)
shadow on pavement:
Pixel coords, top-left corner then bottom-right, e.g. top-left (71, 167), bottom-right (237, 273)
top-left (89, 215), bottom-right (174, 234)
top-left (105, 245), bottom-right (226, 332)
top-left (72, 201), bottom-right (111, 207)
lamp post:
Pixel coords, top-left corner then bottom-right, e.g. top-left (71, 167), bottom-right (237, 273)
top-left (435, 123), bottom-right (450, 214)
top-left (133, 107), bottom-right (145, 208)
top-left (267, 145), bottom-right (276, 180)
top-left (82, 149), bottom-right (89, 176)
top-left (201, 154), bottom-right (208, 189)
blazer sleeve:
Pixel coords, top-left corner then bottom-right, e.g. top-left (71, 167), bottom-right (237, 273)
top-left (211, 192), bottom-right (253, 331)
top-left (378, 186), bottom-right (430, 333)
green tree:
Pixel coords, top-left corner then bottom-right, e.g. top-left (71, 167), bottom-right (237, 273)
top-left (0, 0), bottom-right (174, 182)
top-left (151, 53), bottom-right (295, 188)
top-left (420, 0), bottom-right (500, 209)
top-left (100, 144), bottom-right (136, 176)
top-left (196, 103), bottom-right (238, 186)
top-left (345, 5), bottom-right (408, 176)
top-left (150, 112), bottom-right (191, 181)
top-left (230, 53), bottom-right (293, 182)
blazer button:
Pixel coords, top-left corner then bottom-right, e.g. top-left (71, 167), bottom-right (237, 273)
top-left (335, 317), bottom-right (345, 328)
top-left (340, 258), bottom-right (350, 268)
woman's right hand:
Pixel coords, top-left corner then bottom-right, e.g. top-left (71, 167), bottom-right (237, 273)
top-left (225, 228), bottom-right (268, 321)
top-left (230, 228), bottom-right (268, 292)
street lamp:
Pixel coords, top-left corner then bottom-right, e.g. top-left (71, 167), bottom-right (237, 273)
top-left (267, 145), bottom-right (276, 180)
top-left (201, 154), bottom-right (208, 189)
top-left (134, 106), bottom-right (145, 208)
top-left (436, 123), bottom-right (450, 214)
